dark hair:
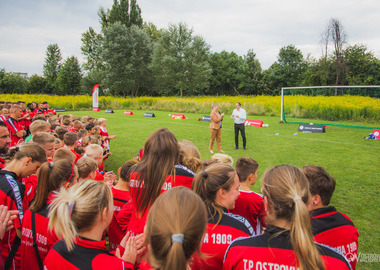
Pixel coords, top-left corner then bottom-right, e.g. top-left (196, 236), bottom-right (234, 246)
top-left (30, 160), bottom-right (76, 212)
top-left (302, 165), bottom-right (336, 206)
top-left (132, 128), bottom-right (179, 215)
top-left (50, 124), bottom-right (60, 132)
top-left (119, 159), bottom-right (139, 182)
top-left (235, 157), bottom-right (259, 183)
top-left (85, 123), bottom-right (95, 132)
top-left (236, 102), bottom-right (241, 106)
top-left (55, 126), bottom-right (68, 140)
top-left (64, 132), bottom-right (78, 146)
top-left (0, 121), bottom-right (7, 128)
top-left (42, 101), bottom-right (48, 104)
top-left (192, 163), bottom-right (236, 225)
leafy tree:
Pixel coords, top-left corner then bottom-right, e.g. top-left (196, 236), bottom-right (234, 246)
top-left (81, 27), bottom-right (104, 71)
top-left (208, 51), bottom-right (248, 95)
top-left (43, 43), bottom-right (62, 91)
top-left (143, 22), bottom-right (162, 42)
top-left (81, 70), bottom-right (106, 95)
top-left (243, 49), bottom-right (263, 95)
top-left (56, 56), bottom-right (82, 95)
top-left (0, 72), bottom-right (28, 94)
top-left (263, 45), bottom-right (306, 94)
top-left (99, 0), bottom-right (142, 29)
top-left (28, 74), bottom-right (48, 94)
top-left (151, 23), bottom-right (211, 97)
top-left (102, 23), bottom-right (152, 97)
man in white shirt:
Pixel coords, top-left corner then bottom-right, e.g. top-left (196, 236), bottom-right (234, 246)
top-left (231, 102), bottom-right (247, 150)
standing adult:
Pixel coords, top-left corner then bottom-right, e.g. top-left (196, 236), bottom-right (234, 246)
top-left (5, 105), bottom-right (26, 147)
top-left (0, 122), bottom-right (11, 169)
top-left (231, 102), bottom-right (247, 150)
top-left (209, 103), bottom-right (224, 154)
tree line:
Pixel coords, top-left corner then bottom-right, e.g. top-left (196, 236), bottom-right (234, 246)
top-left (1, 0), bottom-right (380, 97)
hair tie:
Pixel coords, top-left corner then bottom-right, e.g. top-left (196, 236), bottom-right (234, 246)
top-left (202, 170), bottom-right (208, 178)
top-left (293, 195), bottom-right (302, 202)
top-left (49, 162), bottom-right (54, 168)
top-left (15, 146), bottom-right (19, 152)
top-left (171, 233), bottom-right (184, 244)
top-left (68, 202), bottom-right (75, 216)
top-left (65, 162), bottom-right (75, 184)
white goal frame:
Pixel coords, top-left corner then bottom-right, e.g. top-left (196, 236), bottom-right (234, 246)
top-left (280, 85), bottom-right (380, 123)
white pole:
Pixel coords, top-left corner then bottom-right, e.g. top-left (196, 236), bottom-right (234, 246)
top-left (280, 88), bottom-right (284, 122)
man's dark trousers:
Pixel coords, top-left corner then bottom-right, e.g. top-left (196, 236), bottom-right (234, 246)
top-left (234, 123), bottom-right (246, 148)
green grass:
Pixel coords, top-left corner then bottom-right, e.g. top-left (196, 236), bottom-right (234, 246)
top-left (68, 109), bottom-right (380, 270)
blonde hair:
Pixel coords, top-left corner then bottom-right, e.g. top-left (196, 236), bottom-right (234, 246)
top-left (212, 153), bottom-right (234, 167)
top-left (146, 187), bottom-right (207, 270)
top-left (97, 118), bottom-right (107, 124)
top-left (76, 157), bottom-right (98, 179)
top-left (53, 148), bottom-right (75, 163)
top-left (48, 180), bottom-right (112, 251)
top-left (6, 143), bottom-right (47, 164)
top-left (178, 140), bottom-right (202, 173)
top-left (32, 132), bottom-right (56, 146)
top-left (85, 144), bottom-right (103, 159)
top-left (261, 165), bottom-right (325, 270)
top-left (29, 120), bottom-right (50, 134)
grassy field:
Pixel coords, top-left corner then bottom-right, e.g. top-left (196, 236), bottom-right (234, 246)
top-left (68, 109), bottom-right (379, 270)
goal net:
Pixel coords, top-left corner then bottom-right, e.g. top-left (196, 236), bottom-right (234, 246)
top-left (280, 85), bottom-right (380, 129)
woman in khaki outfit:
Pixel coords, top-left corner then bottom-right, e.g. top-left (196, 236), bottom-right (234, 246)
top-left (209, 103), bottom-right (224, 153)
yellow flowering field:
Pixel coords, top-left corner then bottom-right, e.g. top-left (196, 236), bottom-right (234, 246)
top-left (1, 94), bottom-right (379, 122)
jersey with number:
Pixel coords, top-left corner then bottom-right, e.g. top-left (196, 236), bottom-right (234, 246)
top-left (44, 237), bottom-right (133, 270)
top-left (311, 206), bottom-right (359, 269)
top-left (127, 165), bottom-right (195, 235)
top-left (20, 193), bottom-right (59, 270)
top-left (230, 190), bottom-right (266, 234)
top-left (223, 225), bottom-right (352, 270)
top-left (192, 208), bottom-right (253, 270)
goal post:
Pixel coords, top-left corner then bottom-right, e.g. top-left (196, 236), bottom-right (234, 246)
top-left (280, 85), bottom-right (380, 129)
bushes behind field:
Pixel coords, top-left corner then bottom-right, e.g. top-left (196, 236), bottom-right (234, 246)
top-left (1, 94), bottom-right (379, 123)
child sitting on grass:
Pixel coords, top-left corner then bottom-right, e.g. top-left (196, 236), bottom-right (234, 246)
top-left (230, 157), bottom-right (266, 235)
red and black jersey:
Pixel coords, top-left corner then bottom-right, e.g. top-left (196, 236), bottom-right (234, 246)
top-left (230, 190), bottom-right (266, 234)
top-left (310, 206), bottom-right (359, 269)
top-left (127, 165), bottom-right (195, 235)
top-left (69, 149), bottom-right (82, 164)
top-left (22, 174), bottom-right (38, 207)
top-left (99, 126), bottom-right (110, 150)
top-left (192, 208), bottom-right (254, 270)
top-left (44, 236), bottom-right (133, 270)
top-left (0, 170), bottom-right (25, 269)
top-left (5, 117), bottom-right (23, 147)
top-left (108, 188), bottom-right (130, 251)
top-left (223, 225), bottom-right (352, 270)
top-left (20, 194), bottom-right (59, 270)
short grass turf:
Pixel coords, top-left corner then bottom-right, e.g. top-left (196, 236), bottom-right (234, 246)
top-left (68, 109), bottom-right (380, 270)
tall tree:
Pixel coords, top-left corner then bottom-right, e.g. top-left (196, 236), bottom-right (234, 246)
top-left (151, 23), bottom-right (211, 97)
top-left (328, 18), bottom-right (347, 93)
top-left (263, 45), bottom-right (306, 94)
top-left (244, 49), bottom-right (263, 95)
top-left (81, 27), bottom-right (104, 71)
top-left (102, 23), bottom-right (152, 97)
top-left (28, 74), bottom-right (48, 94)
top-left (43, 43), bottom-right (62, 90)
top-left (98, 0), bottom-right (142, 29)
top-left (56, 56), bottom-right (82, 95)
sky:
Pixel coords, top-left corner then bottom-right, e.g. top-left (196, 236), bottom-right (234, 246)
top-left (1, 0), bottom-right (379, 76)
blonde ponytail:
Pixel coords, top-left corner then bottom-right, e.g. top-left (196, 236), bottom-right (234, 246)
top-left (146, 187), bottom-right (207, 270)
top-left (262, 165), bottom-right (325, 270)
top-left (48, 180), bottom-right (112, 251)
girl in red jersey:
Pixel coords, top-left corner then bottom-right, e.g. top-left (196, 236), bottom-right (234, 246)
top-left (0, 144), bottom-right (47, 270)
top-left (223, 165), bottom-right (352, 270)
top-left (127, 128), bottom-right (182, 235)
top-left (108, 159), bottom-right (137, 251)
top-left (192, 163), bottom-right (254, 270)
top-left (141, 187), bottom-right (207, 270)
top-left (20, 160), bottom-right (78, 270)
top-left (44, 180), bottom-right (137, 270)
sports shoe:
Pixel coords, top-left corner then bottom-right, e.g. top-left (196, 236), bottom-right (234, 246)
top-left (210, 150), bottom-right (214, 153)
top-left (219, 150), bottom-right (225, 153)
top-left (243, 147), bottom-right (247, 150)
top-left (234, 146), bottom-right (238, 150)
